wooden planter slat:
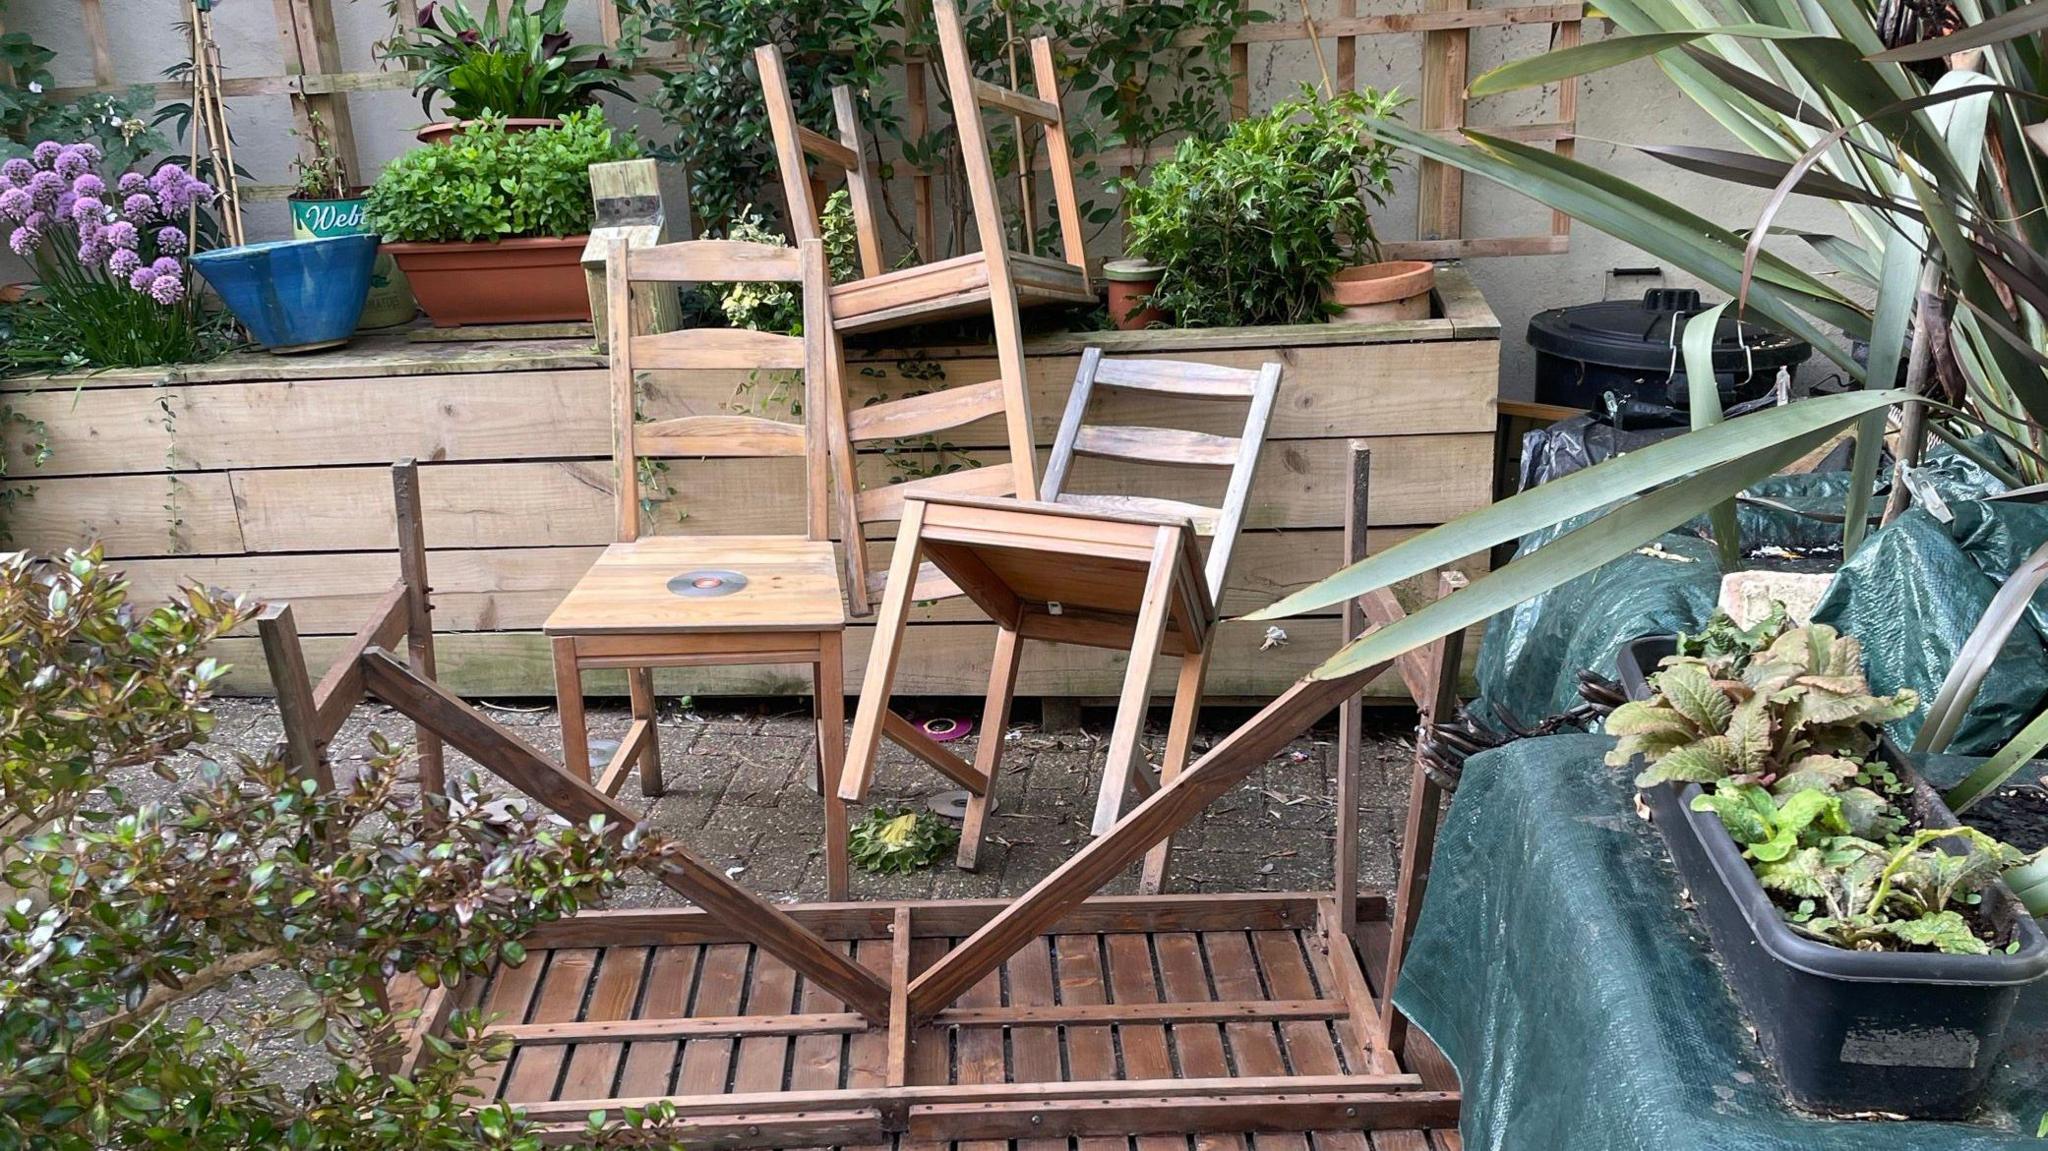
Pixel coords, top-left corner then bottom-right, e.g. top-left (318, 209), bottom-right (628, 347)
top-left (2, 272), bottom-right (1497, 698)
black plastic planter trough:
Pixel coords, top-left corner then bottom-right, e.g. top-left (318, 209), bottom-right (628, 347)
top-left (1617, 636), bottom-right (2048, 1118)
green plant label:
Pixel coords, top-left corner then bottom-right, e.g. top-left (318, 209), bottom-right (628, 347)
top-left (290, 198), bottom-right (371, 239)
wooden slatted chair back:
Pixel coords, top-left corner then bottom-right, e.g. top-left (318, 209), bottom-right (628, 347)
top-left (606, 237), bottom-right (836, 544)
top-left (1039, 350), bottom-right (1284, 608)
top-left (753, 45), bottom-right (887, 281)
top-left (931, 0), bottom-right (1086, 280)
top-left (828, 361), bottom-right (1044, 615)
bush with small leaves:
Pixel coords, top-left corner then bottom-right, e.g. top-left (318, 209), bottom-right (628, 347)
top-left (0, 548), bottom-right (687, 1150)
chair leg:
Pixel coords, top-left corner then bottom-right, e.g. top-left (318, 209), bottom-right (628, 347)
top-left (1090, 530), bottom-right (1180, 836)
top-left (551, 635), bottom-right (591, 783)
top-left (1139, 647), bottom-right (1210, 893)
top-left (1378, 764), bottom-right (1446, 1058)
top-left (958, 623), bottom-right (1023, 872)
top-left (817, 631), bottom-right (850, 901)
top-left (841, 502), bottom-right (928, 802)
top-left (629, 666), bottom-right (663, 797)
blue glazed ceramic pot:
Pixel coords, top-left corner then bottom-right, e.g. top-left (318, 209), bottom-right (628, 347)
top-left (190, 234), bottom-right (380, 354)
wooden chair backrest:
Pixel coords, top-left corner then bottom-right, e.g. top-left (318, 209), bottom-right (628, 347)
top-left (1040, 350), bottom-right (1284, 608)
top-left (606, 237), bottom-right (835, 544)
top-left (753, 45), bottom-right (887, 281)
top-left (931, 0), bottom-right (1086, 277)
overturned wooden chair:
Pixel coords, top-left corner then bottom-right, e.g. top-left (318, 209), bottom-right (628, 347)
top-left (839, 350), bottom-right (1283, 885)
top-left (755, 0), bottom-right (1091, 610)
top-left (541, 236), bottom-right (856, 898)
top-left (754, 0), bottom-right (1091, 335)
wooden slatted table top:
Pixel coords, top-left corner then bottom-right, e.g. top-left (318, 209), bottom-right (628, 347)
top-left (544, 536), bottom-right (845, 635)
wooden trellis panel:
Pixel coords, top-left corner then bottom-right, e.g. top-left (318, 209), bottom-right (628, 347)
top-left (53, 0), bottom-right (1576, 248)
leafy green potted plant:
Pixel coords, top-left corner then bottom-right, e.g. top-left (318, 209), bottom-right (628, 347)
top-left (382, 0), bottom-right (629, 144)
top-left (284, 111), bottom-right (414, 330)
top-left (1121, 87), bottom-right (1411, 329)
top-left (1610, 614), bottom-right (2048, 1118)
top-left (365, 109), bottom-right (637, 326)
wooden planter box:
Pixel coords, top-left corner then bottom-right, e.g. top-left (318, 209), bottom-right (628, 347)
top-left (0, 267), bottom-right (1500, 700)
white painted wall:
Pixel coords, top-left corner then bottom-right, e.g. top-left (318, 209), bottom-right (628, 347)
top-left (7, 1), bottom-right (1859, 397)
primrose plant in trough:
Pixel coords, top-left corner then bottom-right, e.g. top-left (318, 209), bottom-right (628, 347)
top-left (1610, 612), bottom-right (2031, 955)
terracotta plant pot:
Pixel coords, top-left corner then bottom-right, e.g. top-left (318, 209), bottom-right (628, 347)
top-left (416, 117), bottom-right (563, 145)
top-left (1102, 257), bottom-right (1166, 331)
top-left (383, 235), bottom-right (592, 327)
top-left (1326, 260), bottom-right (1436, 323)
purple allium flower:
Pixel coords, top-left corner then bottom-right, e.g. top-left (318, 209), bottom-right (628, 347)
top-left (30, 141), bottom-right (60, 167)
top-left (122, 192), bottom-right (157, 222)
top-left (53, 147), bottom-right (87, 181)
top-left (56, 191), bottom-right (77, 221)
top-left (117, 171), bottom-right (147, 195)
top-left (128, 264), bottom-right (158, 292)
top-left (70, 196), bottom-right (104, 225)
top-left (0, 187), bottom-right (30, 221)
top-left (27, 170), bottom-right (63, 208)
top-left (74, 142), bottom-right (101, 166)
top-left (150, 255), bottom-right (181, 279)
top-left (148, 273), bottom-right (184, 305)
top-left (8, 220), bottom-right (42, 257)
top-left (153, 225), bottom-right (186, 254)
top-left (76, 237), bottom-right (109, 266)
top-left (106, 220), bottom-right (139, 249)
top-left (1, 157), bottom-right (32, 187)
top-left (150, 165), bottom-right (210, 215)
top-left (107, 248), bottom-right (140, 279)
top-left (71, 172), bottom-right (105, 199)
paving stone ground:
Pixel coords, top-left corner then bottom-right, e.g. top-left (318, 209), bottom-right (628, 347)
top-left (136, 694), bottom-right (1421, 1093)
top-left (191, 694), bottom-right (1425, 902)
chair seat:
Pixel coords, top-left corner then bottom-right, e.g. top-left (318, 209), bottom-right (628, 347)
top-left (830, 250), bottom-right (1092, 335)
top-left (545, 536), bottom-right (845, 636)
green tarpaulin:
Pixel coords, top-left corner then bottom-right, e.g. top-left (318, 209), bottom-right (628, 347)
top-left (1394, 738), bottom-right (2048, 1150)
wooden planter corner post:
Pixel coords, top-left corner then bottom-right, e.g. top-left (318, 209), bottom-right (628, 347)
top-left (583, 159), bottom-right (681, 348)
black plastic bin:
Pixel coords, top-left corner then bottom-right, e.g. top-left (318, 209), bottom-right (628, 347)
top-left (1617, 636), bottom-right (2048, 1118)
top-left (1529, 288), bottom-right (1812, 412)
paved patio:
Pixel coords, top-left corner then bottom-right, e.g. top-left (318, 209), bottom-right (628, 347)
top-left (193, 695), bottom-right (1425, 902)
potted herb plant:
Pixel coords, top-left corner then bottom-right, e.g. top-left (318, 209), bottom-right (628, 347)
top-left (1120, 87), bottom-right (1411, 329)
top-left (284, 111), bottom-right (415, 330)
top-left (365, 109), bottom-right (637, 327)
top-left (383, 0), bottom-right (629, 145)
top-left (1610, 613), bottom-right (2048, 1118)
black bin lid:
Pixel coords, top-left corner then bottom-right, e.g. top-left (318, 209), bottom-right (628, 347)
top-left (1527, 288), bottom-right (1812, 374)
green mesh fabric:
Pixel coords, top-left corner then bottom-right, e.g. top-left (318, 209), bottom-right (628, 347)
top-left (1394, 736), bottom-right (2048, 1150)
top-left (1812, 506), bottom-right (2048, 755)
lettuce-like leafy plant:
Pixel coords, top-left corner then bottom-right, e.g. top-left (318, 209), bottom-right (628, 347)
top-left (1609, 608), bottom-right (2020, 956)
top-left (1605, 621), bottom-right (1917, 791)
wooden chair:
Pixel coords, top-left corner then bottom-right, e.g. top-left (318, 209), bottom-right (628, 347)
top-left (754, 0), bottom-right (1092, 335)
top-left (839, 350), bottom-right (1283, 886)
top-left (542, 236), bottom-right (856, 898)
top-left (755, 0), bottom-right (1092, 581)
